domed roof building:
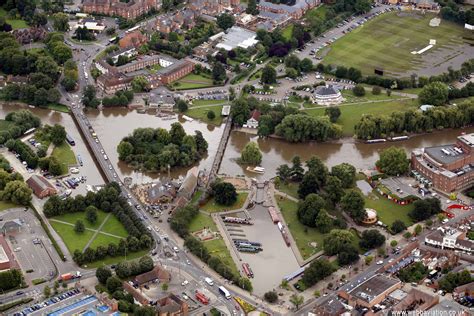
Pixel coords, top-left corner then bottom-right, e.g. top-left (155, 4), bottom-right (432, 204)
top-left (312, 85), bottom-right (343, 105)
top-left (362, 208), bottom-right (377, 225)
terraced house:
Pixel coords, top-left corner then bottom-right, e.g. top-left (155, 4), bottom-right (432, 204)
top-left (81, 0), bottom-right (161, 19)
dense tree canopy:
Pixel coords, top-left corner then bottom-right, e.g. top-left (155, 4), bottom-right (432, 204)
top-left (331, 163), bottom-right (356, 188)
top-left (419, 82), bottom-right (449, 106)
top-left (359, 229), bottom-right (386, 250)
top-left (210, 181), bottom-right (237, 206)
top-left (297, 193), bottom-right (325, 227)
top-left (340, 190), bottom-right (366, 222)
top-left (376, 147), bottom-right (409, 176)
top-left (117, 123), bottom-right (208, 172)
top-left (275, 114), bottom-right (341, 142)
top-left (240, 142), bottom-right (262, 165)
top-left (409, 198), bottom-right (442, 222)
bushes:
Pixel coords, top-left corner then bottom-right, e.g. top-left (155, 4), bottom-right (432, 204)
top-left (0, 269), bottom-right (24, 291)
top-left (115, 256), bottom-right (154, 279)
top-left (0, 298), bottom-right (33, 312)
top-left (170, 205), bottom-right (199, 238)
top-left (6, 139), bottom-right (38, 168)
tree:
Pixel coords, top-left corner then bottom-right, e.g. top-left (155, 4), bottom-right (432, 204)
top-left (50, 124), bottom-right (66, 146)
top-left (390, 240), bottom-right (398, 248)
top-left (419, 82), bottom-right (449, 106)
top-left (211, 181), bottom-right (237, 206)
top-left (291, 156), bottom-right (304, 181)
top-left (74, 220), bottom-right (85, 233)
top-left (297, 193), bottom-right (325, 227)
top-left (301, 258), bottom-right (334, 287)
top-left (212, 62), bottom-right (226, 83)
top-left (403, 231), bottom-right (412, 240)
top-left (96, 266), bottom-right (112, 285)
top-left (276, 164), bottom-right (292, 182)
top-left (323, 229), bottom-right (354, 256)
top-left (331, 163), bottom-right (356, 188)
top-left (376, 147), bottom-right (409, 176)
top-left (324, 106), bottom-right (341, 123)
top-left (391, 220), bottom-right (407, 234)
top-left (246, 0), bottom-right (259, 15)
top-left (300, 58), bottom-right (313, 73)
top-left (298, 171), bottom-right (321, 199)
top-left (43, 285), bottom-right (51, 298)
top-left (117, 141), bottom-right (134, 161)
top-left (355, 0), bottom-right (372, 14)
top-left (161, 283), bottom-right (169, 291)
top-left (86, 205), bottom-right (98, 224)
top-left (82, 85), bottom-right (100, 108)
top-left (131, 76), bottom-right (148, 92)
top-left (176, 100), bottom-right (188, 113)
top-left (414, 224), bottom-right (423, 235)
top-left (106, 276), bottom-right (122, 293)
top-left (337, 244), bottom-right (359, 265)
top-left (340, 190), bottom-right (366, 222)
top-left (240, 142), bottom-right (262, 165)
top-left (372, 86), bottom-right (381, 95)
top-left (261, 65), bottom-right (276, 84)
top-left (353, 84), bottom-right (366, 96)
top-left (230, 98), bottom-right (250, 126)
top-left (290, 294), bottom-right (304, 311)
top-left (0, 180), bottom-right (32, 205)
top-left (264, 291), bottom-right (278, 303)
top-left (52, 13), bottom-right (69, 31)
top-left (207, 110), bottom-right (216, 120)
top-left (359, 230), bottom-right (386, 250)
top-left (216, 13), bottom-right (235, 30)
top-left (315, 209), bottom-right (332, 233)
top-left (325, 175), bottom-right (343, 206)
top-left (409, 198), bottom-right (441, 222)
top-left (286, 67), bottom-right (298, 79)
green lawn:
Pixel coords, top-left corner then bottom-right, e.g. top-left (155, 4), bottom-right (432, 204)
top-left (51, 143), bottom-right (77, 174)
top-left (276, 196), bottom-right (324, 259)
top-left (203, 238), bottom-right (239, 276)
top-left (148, 64), bottom-right (163, 73)
top-left (49, 221), bottom-right (95, 254)
top-left (191, 99), bottom-right (228, 106)
top-left (304, 99), bottom-right (419, 136)
top-left (282, 24), bottom-right (294, 41)
top-left (340, 90), bottom-right (402, 104)
top-left (49, 210), bottom-right (130, 255)
top-left (276, 182), bottom-right (299, 199)
top-left (100, 215), bottom-right (129, 238)
top-left (89, 233), bottom-right (121, 248)
top-left (201, 193), bottom-right (248, 213)
top-left (186, 105), bottom-right (223, 125)
top-left (323, 12), bottom-right (471, 76)
top-left (189, 212), bottom-right (217, 232)
top-left (364, 191), bottom-right (414, 227)
top-left (0, 201), bottom-right (18, 212)
top-left (304, 4), bottom-right (327, 20)
top-left (190, 191), bottom-right (203, 205)
top-left (46, 104), bottom-right (70, 113)
top-left (0, 8), bottom-right (28, 29)
top-left (172, 73), bottom-right (215, 90)
top-left (0, 120), bottom-right (13, 132)
top-left (86, 249), bottom-right (149, 269)
top-left (50, 211), bottom-right (108, 230)
top-left (249, 69), bottom-right (262, 81)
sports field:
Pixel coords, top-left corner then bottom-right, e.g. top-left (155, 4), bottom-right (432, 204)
top-left (49, 210), bottom-right (128, 254)
top-left (323, 12), bottom-right (470, 76)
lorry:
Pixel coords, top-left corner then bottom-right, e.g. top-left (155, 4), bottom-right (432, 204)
top-left (195, 291), bottom-right (209, 305)
top-left (59, 271), bottom-right (82, 281)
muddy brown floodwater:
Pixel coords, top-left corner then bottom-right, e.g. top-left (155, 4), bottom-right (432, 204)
top-left (0, 103), bottom-right (105, 195)
top-left (85, 108), bottom-right (224, 184)
top-left (219, 128), bottom-right (474, 180)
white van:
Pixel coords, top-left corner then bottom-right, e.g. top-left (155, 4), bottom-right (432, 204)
top-left (205, 277), bottom-right (214, 286)
top-left (103, 154), bottom-right (108, 160)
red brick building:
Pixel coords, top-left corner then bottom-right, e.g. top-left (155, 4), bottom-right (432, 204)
top-left (26, 175), bottom-right (57, 198)
top-left (82, 0), bottom-right (161, 20)
top-left (411, 133), bottom-right (474, 193)
top-left (119, 31), bottom-right (148, 49)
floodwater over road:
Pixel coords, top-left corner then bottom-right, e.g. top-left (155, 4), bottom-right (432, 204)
top-left (0, 103), bottom-right (105, 195)
top-left (220, 127), bottom-right (474, 180)
top-left (85, 108), bottom-right (224, 184)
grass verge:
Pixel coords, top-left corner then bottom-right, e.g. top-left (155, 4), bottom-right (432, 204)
top-left (51, 143), bottom-right (77, 174)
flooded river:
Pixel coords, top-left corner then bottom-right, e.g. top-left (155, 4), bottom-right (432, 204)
top-left (0, 103), bottom-right (105, 195)
top-left (2, 102), bottom-right (473, 186)
top-left (220, 128), bottom-right (474, 179)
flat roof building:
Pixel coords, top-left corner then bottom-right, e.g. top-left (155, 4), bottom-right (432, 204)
top-left (338, 274), bottom-right (402, 308)
top-left (0, 244), bottom-right (10, 271)
top-left (411, 133), bottom-right (474, 192)
top-left (216, 26), bottom-right (259, 51)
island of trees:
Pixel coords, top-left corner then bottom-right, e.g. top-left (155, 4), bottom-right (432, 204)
top-left (117, 123), bottom-right (208, 172)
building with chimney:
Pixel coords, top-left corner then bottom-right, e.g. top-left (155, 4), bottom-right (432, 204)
top-left (81, 0), bottom-right (161, 20)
